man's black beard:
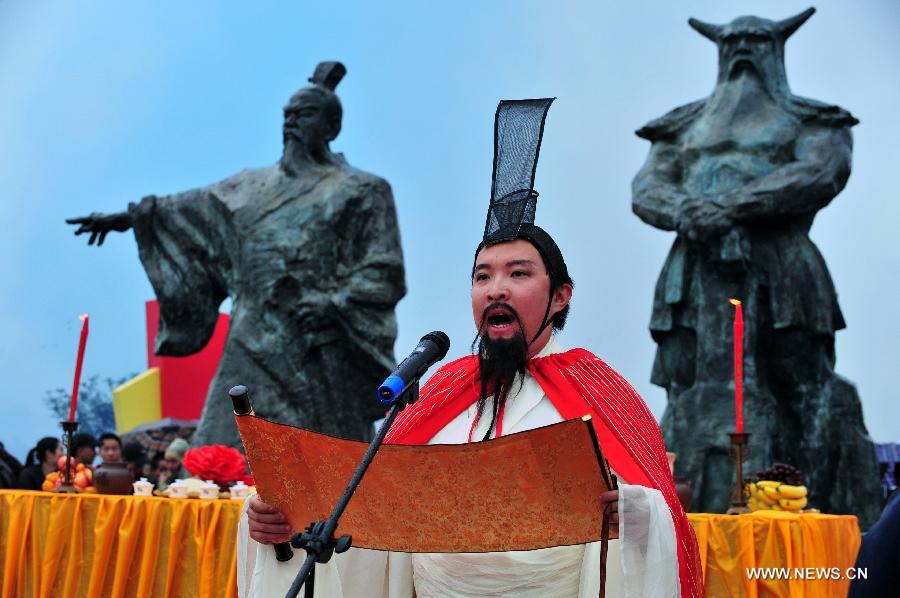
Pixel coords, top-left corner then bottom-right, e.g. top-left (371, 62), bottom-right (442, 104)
top-left (471, 303), bottom-right (530, 441)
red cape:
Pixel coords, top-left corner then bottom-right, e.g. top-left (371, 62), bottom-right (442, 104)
top-left (384, 348), bottom-right (702, 598)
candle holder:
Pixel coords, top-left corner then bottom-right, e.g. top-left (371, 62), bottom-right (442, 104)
top-left (54, 420), bottom-right (80, 494)
top-left (726, 432), bottom-right (751, 514)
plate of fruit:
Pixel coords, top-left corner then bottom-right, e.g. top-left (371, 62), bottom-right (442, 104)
top-left (42, 456), bottom-right (94, 492)
top-left (745, 463), bottom-right (809, 512)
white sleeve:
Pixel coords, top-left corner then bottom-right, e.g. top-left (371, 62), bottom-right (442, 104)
top-left (237, 500), bottom-right (413, 598)
top-left (618, 483), bottom-right (681, 597)
top-left (237, 497), bottom-right (256, 598)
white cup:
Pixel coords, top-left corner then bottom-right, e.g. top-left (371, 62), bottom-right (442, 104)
top-left (168, 479), bottom-right (188, 499)
top-left (229, 480), bottom-right (250, 500)
top-left (200, 480), bottom-right (220, 500)
top-left (133, 477), bottom-right (153, 496)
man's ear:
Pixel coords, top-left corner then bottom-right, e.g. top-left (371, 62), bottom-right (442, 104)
top-left (551, 283), bottom-right (573, 314)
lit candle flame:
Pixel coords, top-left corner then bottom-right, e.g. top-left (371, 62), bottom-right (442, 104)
top-left (729, 298), bottom-right (741, 306)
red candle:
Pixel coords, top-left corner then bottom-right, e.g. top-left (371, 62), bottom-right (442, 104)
top-left (68, 314), bottom-right (90, 422)
top-left (729, 299), bottom-right (743, 433)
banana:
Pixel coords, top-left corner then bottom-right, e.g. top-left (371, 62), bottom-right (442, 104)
top-left (756, 489), bottom-right (777, 506)
top-left (763, 486), bottom-right (781, 502)
top-left (747, 482), bottom-right (758, 496)
top-left (757, 480), bottom-right (781, 489)
top-left (770, 503), bottom-right (782, 511)
top-left (779, 497), bottom-right (807, 511)
top-left (777, 484), bottom-right (808, 499)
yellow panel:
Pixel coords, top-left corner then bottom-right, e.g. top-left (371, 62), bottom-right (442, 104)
top-left (112, 368), bottom-right (162, 434)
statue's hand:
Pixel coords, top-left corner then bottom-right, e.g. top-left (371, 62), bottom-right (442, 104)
top-left (66, 211), bottom-right (133, 246)
top-left (676, 199), bottom-right (733, 241)
top-left (295, 290), bottom-right (341, 331)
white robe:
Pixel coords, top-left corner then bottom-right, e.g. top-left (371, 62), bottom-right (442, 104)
top-left (238, 338), bottom-right (680, 597)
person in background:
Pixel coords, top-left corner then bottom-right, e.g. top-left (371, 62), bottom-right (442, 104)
top-left (0, 458), bottom-right (14, 489)
top-left (157, 438), bottom-right (190, 490)
top-left (849, 490), bottom-right (900, 597)
top-left (71, 433), bottom-right (97, 467)
top-left (122, 441), bottom-right (148, 482)
top-left (143, 452), bottom-right (163, 484)
top-left (0, 441), bottom-right (24, 489)
top-left (98, 433), bottom-right (123, 463)
top-left (155, 458), bottom-right (172, 491)
top-left (17, 437), bottom-right (63, 490)
top-left (164, 438), bottom-right (189, 475)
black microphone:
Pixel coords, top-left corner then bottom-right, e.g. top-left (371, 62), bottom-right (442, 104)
top-left (377, 331), bottom-right (450, 402)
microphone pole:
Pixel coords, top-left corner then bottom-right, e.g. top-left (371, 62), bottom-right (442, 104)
top-left (287, 395), bottom-right (407, 598)
top-left (286, 332), bottom-right (448, 598)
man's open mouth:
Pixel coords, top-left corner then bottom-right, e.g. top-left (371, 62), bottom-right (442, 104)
top-left (486, 308), bottom-right (515, 330)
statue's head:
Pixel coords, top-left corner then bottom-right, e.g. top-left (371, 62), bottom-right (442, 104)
top-left (689, 7), bottom-right (814, 95)
top-left (282, 61), bottom-right (345, 155)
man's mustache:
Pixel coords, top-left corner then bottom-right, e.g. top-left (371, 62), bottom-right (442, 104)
top-left (472, 302), bottom-right (527, 356)
top-left (477, 302), bottom-right (526, 334)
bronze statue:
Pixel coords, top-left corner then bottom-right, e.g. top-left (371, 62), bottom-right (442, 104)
top-left (68, 62), bottom-right (406, 447)
top-left (632, 9), bottom-right (880, 524)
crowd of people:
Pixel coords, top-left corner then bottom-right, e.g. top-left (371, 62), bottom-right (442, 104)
top-left (0, 434), bottom-right (190, 491)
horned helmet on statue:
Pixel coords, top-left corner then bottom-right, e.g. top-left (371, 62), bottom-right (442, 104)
top-left (687, 7), bottom-right (852, 124)
top-left (469, 99), bottom-right (574, 441)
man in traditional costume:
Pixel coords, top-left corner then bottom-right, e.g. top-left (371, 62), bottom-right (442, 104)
top-left (240, 100), bottom-right (701, 597)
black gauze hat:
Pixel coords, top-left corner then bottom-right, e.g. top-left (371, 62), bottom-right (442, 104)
top-left (474, 99), bottom-right (572, 338)
top-left (476, 99), bottom-right (570, 284)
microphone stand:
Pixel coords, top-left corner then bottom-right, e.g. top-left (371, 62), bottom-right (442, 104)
top-left (285, 382), bottom-right (418, 598)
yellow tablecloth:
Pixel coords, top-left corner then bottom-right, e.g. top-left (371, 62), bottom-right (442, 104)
top-left (688, 511), bottom-right (861, 598)
top-left (0, 490), bottom-right (241, 598)
top-left (1, 490), bottom-right (861, 598)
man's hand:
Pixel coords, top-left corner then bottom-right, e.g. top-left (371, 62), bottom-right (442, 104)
top-left (66, 211), bottom-right (133, 246)
top-left (600, 490), bottom-right (619, 534)
top-left (247, 494), bottom-right (292, 544)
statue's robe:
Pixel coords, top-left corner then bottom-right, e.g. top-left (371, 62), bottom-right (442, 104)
top-left (130, 160), bottom-right (405, 446)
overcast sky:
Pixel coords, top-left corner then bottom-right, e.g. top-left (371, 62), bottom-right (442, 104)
top-left (1, 0), bottom-right (897, 461)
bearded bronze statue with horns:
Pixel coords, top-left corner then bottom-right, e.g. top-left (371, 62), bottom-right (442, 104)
top-left (632, 9), bottom-right (881, 524)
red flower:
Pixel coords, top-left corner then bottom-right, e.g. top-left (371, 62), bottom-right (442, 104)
top-left (182, 445), bottom-right (249, 485)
